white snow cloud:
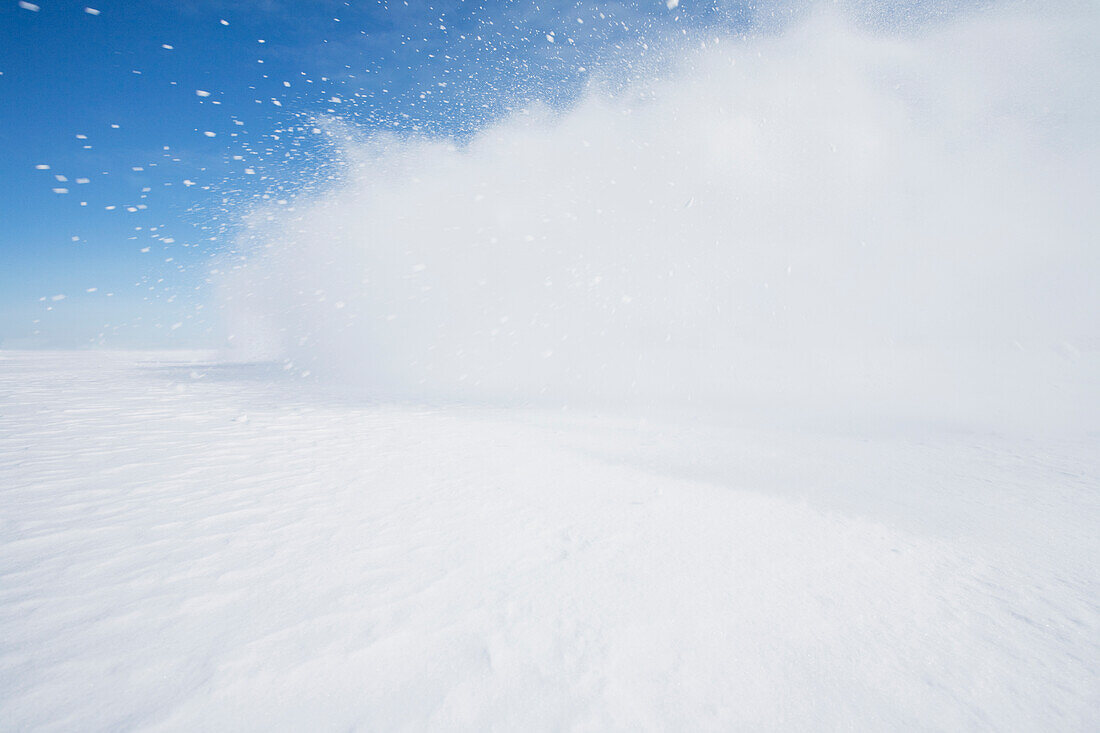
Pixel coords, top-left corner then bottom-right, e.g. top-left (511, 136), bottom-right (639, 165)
top-left (220, 2), bottom-right (1099, 428)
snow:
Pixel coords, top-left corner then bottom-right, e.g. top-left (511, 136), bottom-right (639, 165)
top-left (222, 6), bottom-right (1099, 423)
top-left (1, 350), bottom-right (1096, 729)
top-left (5, 2), bottom-right (1098, 728)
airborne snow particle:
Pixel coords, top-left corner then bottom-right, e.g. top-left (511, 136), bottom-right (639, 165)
top-left (203, 131), bottom-right (216, 137)
top-left (196, 90), bottom-right (211, 97)
top-left (18, 2), bottom-right (39, 12)
top-left (161, 44), bottom-right (174, 50)
top-left (35, 164), bottom-right (50, 170)
top-left (52, 188), bottom-right (69, 194)
top-left (84, 7), bottom-right (99, 15)
top-left (666, 0), bottom-right (680, 9)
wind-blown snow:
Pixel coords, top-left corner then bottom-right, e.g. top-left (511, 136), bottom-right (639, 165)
top-left (220, 3), bottom-right (1099, 432)
top-left (5, 2), bottom-right (1099, 729)
top-left (0, 351), bottom-right (1097, 729)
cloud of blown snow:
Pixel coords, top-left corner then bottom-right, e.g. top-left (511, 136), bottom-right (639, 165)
top-left (218, 1), bottom-right (1099, 431)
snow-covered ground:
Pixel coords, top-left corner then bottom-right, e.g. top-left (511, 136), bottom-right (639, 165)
top-left (1, 350), bottom-right (1096, 729)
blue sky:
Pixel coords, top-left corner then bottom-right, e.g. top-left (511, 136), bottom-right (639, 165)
top-left (2, 0), bottom-right (963, 348)
top-left (1, 0), bottom-right (760, 347)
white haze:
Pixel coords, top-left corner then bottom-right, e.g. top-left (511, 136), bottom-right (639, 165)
top-left (219, 2), bottom-right (1099, 432)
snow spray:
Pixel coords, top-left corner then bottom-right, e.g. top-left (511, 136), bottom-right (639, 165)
top-left (219, 2), bottom-right (1099, 431)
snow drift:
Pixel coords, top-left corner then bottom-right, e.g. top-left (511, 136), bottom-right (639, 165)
top-left (219, 2), bottom-right (1099, 430)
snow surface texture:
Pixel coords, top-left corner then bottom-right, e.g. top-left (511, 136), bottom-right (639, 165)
top-left (221, 3), bottom-right (1099, 433)
top-left (1, 351), bottom-right (1097, 730)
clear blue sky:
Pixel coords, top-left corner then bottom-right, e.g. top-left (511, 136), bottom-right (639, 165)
top-left (2, 0), bottom-right (944, 348)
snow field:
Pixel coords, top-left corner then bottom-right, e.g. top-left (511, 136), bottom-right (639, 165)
top-left (1, 351), bottom-right (1096, 730)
